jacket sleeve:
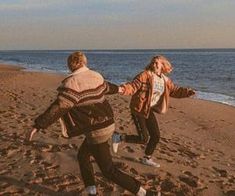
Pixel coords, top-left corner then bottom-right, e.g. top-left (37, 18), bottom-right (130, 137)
top-left (168, 79), bottom-right (193, 98)
top-left (34, 95), bottom-right (74, 129)
top-left (120, 72), bottom-right (145, 96)
top-left (104, 81), bottom-right (119, 95)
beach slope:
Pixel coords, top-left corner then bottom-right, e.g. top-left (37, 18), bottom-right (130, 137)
top-left (0, 65), bottom-right (234, 195)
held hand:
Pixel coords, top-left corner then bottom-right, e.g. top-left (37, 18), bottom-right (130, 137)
top-left (25, 128), bottom-right (38, 142)
top-left (118, 86), bottom-right (124, 94)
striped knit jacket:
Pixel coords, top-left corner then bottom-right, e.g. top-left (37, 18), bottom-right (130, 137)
top-left (34, 66), bottom-right (118, 144)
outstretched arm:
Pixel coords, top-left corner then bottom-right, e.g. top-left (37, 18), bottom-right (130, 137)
top-left (168, 79), bottom-right (195, 98)
top-left (25, 96), bottom-right (74, 141)
top-left (104, 81), bottom-right (119, 95)
top-left (34, 97), bottom-right (73, 129)
top-left (119, 72), bottom-right (146, 96)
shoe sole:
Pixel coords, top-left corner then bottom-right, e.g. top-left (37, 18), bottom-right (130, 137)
top-left (112, 143), bottom-right (119, 153)
top-left (141, 160), bottom-right (161, 168)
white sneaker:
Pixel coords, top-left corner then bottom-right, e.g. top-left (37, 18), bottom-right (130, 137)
top-left (85, 185), bottom-right (97, 195)
top-left (142, 157), bottom-right (160, 168)
top-left (112, 132), bottom-right (122, 153)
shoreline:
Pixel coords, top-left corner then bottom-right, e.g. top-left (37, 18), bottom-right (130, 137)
top-left (0, 63), bottom-right (25, 71)
top-left (1, 63), bottom-right (235, 108)
top-left (0, 63), bottom-right (235, 195)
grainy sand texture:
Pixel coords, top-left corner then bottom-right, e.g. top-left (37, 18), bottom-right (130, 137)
top-left (0, 64), bottom-right (234, 195)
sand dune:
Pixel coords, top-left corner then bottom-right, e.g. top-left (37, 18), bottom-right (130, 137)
top-left (0, 64), bottom-right (234, 195)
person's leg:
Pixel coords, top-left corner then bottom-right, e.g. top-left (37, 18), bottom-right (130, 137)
top-left (139, 110), bottom-right (161, 167)
top-left (77, 139), bottom-right (96, 194)
top-left (144, 111), bottom-right (160, 156)
top-left (123, 113), bottom-right (149, 144)
top-left (112, 114), bottom-right (149, 153)
top-left (112, 113), bottom-right (149, 153)
top-left (89, 141), bottom-right (142, 194)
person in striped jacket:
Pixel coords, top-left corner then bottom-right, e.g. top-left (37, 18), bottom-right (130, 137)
top-left (25, 51), bottom-right (156, 196)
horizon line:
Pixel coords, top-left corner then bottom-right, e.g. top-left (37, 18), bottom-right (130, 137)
top-left (1, 47), bottom-right (235, 51)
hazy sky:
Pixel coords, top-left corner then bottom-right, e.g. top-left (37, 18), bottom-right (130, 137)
top-left (0, 0), bottom-right (235, 50)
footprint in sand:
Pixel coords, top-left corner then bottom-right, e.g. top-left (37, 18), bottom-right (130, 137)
top-left (0, 182), bottom-right (10, 190)
top-left (42, 176), bottom-right (61, 185)
top-left (46, 164), bottom-right (60, 170)
top-left (177, 146), bottom-right (199, 159)
top-left (4, 186), bottom-right (24, 194)
top-left (7, 148), bottom-right (21, 157)
top-left (33, 171), bottom-right (46, 178)
top-left (59, 174), bottom-right (81, 191)
top-left (0, 169), bottom-right (9, 175)
top-left (161, 137), bottom-right (170, 143)
top-left (23, 149), bottom-right (32, 158)
top-left (8, 106), bottom-right (15, 110)
top-left (0, 148), bottom-right (8, 156)
top-left (212, 166), bottom-right (228, 177)
top-left (0, 110), bottom-right (6, 114)
top-left (119, 126), bottom-right (124, 131)
top-left (129, 167), bottom-right (139, 175)
top-left (114, 161), bottom-right (129, 171)
top-left (41, 144), bottom-right (61, 152)
top-left (124, 146), bottom-right (135, 153)
top-left (168, 148), bottom-right (178, 153)
top-left (179, 171), bottom-right (199, 188)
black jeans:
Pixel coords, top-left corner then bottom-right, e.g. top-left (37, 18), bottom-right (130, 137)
top-left (77, 139), bottom-right (141, 194)
top-left (125, 110), bottom-right (160, 156)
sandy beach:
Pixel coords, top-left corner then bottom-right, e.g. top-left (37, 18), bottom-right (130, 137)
top-left (0, 64), bottom-right (234, 196)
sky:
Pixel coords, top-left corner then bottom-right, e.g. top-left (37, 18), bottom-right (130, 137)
top-left (0, 0), bottom-right (235, 50)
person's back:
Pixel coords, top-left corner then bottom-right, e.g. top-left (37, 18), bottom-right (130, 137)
top-left (57, 66), bottom-right (115, 144)
top-left (26, 51), bottom-right (156, 196)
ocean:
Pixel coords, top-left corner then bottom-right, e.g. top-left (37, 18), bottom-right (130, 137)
top-left (0, 49), bottom-right (235, 106)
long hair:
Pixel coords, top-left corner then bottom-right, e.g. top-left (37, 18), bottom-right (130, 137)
top-left (145, 55), bottom-right (173, 74)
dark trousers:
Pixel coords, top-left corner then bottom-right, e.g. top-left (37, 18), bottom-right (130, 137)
top-left (77, 139), bottom-right (141, 194)
top-left (125, 110), bottom-right (160, 156)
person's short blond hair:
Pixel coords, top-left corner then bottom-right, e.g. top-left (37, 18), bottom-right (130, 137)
top-left (67, 51), bottom-right (87, 71)
top-left (145, 55), bottom-right (173, 74)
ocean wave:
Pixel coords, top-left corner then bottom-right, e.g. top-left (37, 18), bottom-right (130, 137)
top-left (0, 59), bottom-right (24, 66)
top-left (196, 91), bottom-right (235, 107)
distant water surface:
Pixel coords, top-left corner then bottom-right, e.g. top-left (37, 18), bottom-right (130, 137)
top-left (0, 49), bottom-right (234, 106)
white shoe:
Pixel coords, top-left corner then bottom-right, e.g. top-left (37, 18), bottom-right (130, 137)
top-left (85, 185), bottom-right (97, 195)
top-left (142, 157), bottom-right (160, 168)
top-left (112, 132), bottom-right (122, 153)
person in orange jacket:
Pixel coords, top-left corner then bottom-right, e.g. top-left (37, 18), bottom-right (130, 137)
top-left (112, 55), bottom-right (195, 167)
